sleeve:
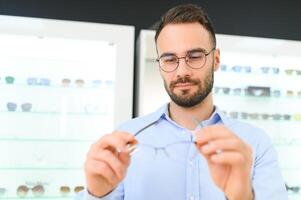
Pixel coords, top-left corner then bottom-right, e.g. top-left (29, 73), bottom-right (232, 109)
top-left (251, 134), bottom-right (288, 200)
top-left (74, 183), bottom-right (124, 200)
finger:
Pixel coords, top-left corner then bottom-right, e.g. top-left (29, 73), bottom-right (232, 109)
top-left (94, 132), bottom-right (136, 152)
top-left (91, 149), bottom-right (128, 180)
top-left (198, 138), bottom-right (243, 155)
top-left (195, 125), bottom-right (236, 145)
top-left (118, 148), bottom-right (132, 166)
top-left (209, 151), bottom-right (249, 165)
top-left (85, 159), bottom-right (119, 186)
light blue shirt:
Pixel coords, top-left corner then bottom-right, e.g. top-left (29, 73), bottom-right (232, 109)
top-left (77, 104), bottom-right (288, 200)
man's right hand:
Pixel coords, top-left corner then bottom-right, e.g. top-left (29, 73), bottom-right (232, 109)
top-left (84, 131), bottom-right (136, 197)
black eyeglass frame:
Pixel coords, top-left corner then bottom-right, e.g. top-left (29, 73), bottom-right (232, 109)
top-left (156, 48), bottom-right (216, 73)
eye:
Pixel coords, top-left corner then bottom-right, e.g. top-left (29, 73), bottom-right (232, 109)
top-left (161, 55), bottom-right (178, 63)
top-left (187, 52), bottom-right (204, 60)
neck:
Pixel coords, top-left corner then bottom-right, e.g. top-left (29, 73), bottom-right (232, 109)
top-left (168, 94), bottom-right (214, 130)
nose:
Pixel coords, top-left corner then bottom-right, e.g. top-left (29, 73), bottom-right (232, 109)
top-left (175, 57), bottom-right (192, 77)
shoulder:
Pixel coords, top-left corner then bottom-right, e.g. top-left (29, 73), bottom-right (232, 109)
top-left (223, 116), bottom-right (273, 151)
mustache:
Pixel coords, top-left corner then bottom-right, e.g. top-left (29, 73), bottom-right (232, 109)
top-left (170, 77), bottom-right (200, 89)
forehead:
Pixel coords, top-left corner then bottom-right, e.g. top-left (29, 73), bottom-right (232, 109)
top-left (156, 22), bottom-right (212, 55)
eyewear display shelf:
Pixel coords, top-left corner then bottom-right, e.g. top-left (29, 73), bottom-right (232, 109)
top-left (136, 30), bottom-right (301, 200)
top-left (0, 15), bottom-right (134, 200)
top-left (0, 75), bottom-right (115, 200)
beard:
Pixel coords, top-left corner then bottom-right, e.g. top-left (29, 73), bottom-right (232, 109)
top-left (163, 67), bottom-right (214, 108)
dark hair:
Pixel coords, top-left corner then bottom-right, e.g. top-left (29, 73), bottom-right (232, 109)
top-left (154, 4), bottom-right (216, 47)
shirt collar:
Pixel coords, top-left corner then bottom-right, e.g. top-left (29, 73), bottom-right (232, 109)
top-left (151, 103), bottom-right (232, 127)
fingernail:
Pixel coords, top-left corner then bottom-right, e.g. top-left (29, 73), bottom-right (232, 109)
top-left (126, 144), bottom-right (137, 154)
top-left (215, 149), bottom-right (222, 154)
top-left (116, 147), bottom-right (123, 154)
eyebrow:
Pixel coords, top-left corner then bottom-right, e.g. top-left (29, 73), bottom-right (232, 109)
top-left (159, 48), bottom-right (207, 58)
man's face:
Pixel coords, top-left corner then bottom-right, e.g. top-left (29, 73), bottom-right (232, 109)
top-left (156, 22), bottom-right (220, 107)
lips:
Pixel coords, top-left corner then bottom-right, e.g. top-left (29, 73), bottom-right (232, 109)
top-left (174, 82), bottom-right (195, 88)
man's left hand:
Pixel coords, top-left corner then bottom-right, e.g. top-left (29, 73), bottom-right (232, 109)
top-left (195, 124), bottom-right (253, 200)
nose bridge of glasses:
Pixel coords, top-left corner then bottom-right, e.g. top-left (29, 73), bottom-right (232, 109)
top-left (133, 141), bottom-right (197, 163)
top-left (175, 55), bottom-right (193, 74)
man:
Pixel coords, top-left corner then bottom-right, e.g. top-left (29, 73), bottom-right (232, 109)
top-left (79, 4), bottom-right (287, 200)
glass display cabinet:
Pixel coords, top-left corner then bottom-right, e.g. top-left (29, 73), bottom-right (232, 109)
top-left (0, 15), bottom-right (134, 200)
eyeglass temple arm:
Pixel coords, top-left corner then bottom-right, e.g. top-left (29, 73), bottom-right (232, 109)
top-left (133, 120), bottom-right (159, 137)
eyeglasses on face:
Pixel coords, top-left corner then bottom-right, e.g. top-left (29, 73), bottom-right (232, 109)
top-left (156, 48), bottom-right (215, 72)
top-left (7, 102), bottom-right (32, 112)
top-left (17, 185), bottom-right (45, 198)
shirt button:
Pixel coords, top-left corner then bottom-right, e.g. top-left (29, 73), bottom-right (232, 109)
top-left (189, 195), bottom-right (194, 200)
top-left (189, 160), bottom-right (194, 167)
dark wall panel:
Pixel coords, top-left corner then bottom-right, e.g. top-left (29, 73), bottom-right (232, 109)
top-left (0, 0), bottom-right (300, 41)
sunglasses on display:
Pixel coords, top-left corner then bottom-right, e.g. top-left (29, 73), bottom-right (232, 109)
top-left (286, 90), bottom-right (301, 98)
top-left (219, 64), bottom-right (282, 75)
top-left (228, 111), bottom-right (293, 121)
top-left (0, 188), bottom-right (6, 197)
top-left (17, 185), bottom-right (45, 198)
top-left (214, 87), bottom-right (242, 95)
top-left (220, 64), bottom-right (228, 71)
top-left (214, 87), bottom-right (231, 95)
top-left (61, 79), bottom-right (85, 87)
top-left (27, 78), bottom-right (51, 86)
top-left (285, 69), bottom-right (301, 76)
top-left (6, 102), bottom-right (32, 112)
top-left (260, 67), bottom-right (280, 74)
top-left (59, 186), bottom-right (85, 196)
top-left (246, 86), bottom-right (270, 97)
top-left (105, 80), bottom-right (114, 87)
top-left (92, 80), bottom-right (102, 87)
top-left (272, 90), bottom-right (281, 97)
top-left (293, 114), bottom-right (301, 121)
top-left (231, 65), bottom-right (252, 73)
top-left (5, 76), bottom-right (15, 84)
top-left (214, 86), bottom-right (301, 98)
top-left (232, 88), bottom-right (243, 95)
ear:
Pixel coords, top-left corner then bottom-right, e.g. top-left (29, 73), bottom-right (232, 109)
top-left (213, 48), bottom-right (220, 72)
